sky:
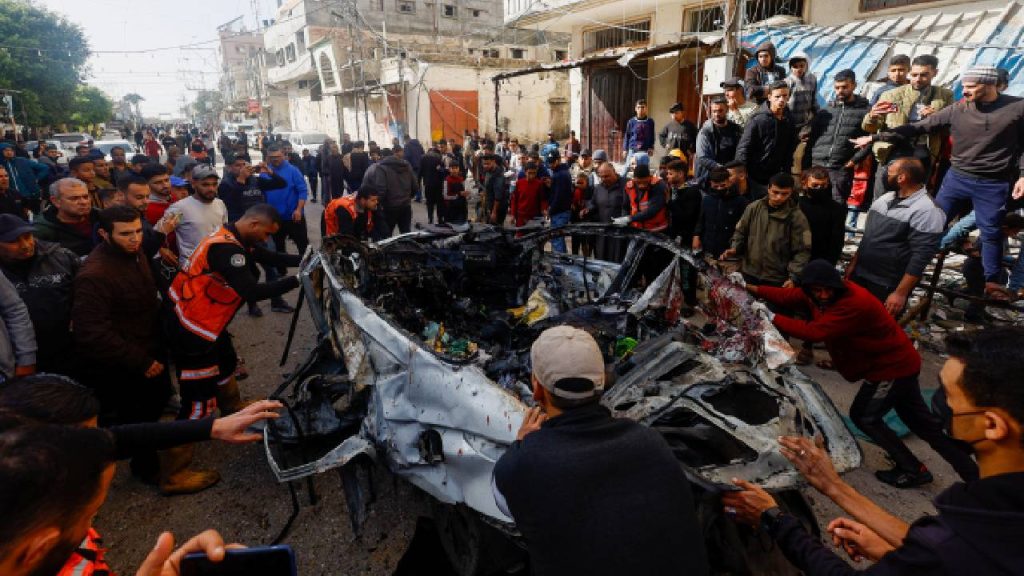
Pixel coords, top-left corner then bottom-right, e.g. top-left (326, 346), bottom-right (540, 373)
top-left (38, 0), bottom-right (278, 117)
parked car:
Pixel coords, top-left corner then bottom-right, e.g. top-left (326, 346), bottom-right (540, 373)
top-left (93, 139), bottom-right (138, 161)
top-left (25, 140), bottom-right (66, 165)
top-left (286, 132), bottom-right (329, 155)
top-left (266, 224), bottom-right (862, 575)
top-left (52, 133), bottom-right (93, 154)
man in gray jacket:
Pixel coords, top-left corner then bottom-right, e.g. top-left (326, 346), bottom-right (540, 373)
top-left (361, 147), bottom-right (417, 236)
top-left (0, 260), bottom-right (36, 382)
top-left (847, 158), bottom-right (944, 315)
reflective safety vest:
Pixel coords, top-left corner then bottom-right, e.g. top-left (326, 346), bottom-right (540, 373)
top-left (168, 226), bottom-right (244, 342)
top-left (58, 527), bottom-right (111, 576)
top-left (324, 196), bottom-right (372, 237)
top-left (625, 177), bottom-right (669, 232)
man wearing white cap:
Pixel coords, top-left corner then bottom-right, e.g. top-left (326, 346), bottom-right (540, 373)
top-left (853, 65), bottom-right (1024, 299)
top-left (492, 325), bottom-right (708, 576)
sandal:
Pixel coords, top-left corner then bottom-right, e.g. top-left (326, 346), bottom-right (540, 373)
top-left (985, 283), bottom-right (1012, 301)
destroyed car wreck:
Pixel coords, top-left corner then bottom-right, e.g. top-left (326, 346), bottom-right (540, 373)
top-left (265, 223), bottom-right (862, 574)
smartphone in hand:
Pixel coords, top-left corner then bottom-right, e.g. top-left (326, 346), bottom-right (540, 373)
top-left (181, 545), bottom-right (296, 576)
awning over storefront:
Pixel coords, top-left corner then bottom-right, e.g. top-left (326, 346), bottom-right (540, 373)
top-left (492, 34), bottom-right (722, 82)
top-left (741, 1), bottom-right (1024, 102)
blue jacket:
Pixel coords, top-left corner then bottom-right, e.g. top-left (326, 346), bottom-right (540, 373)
top-left (302, 155), bottom-right (319, 177)
top-left (264, 161), bottom-right (308, 217)
top-left (623, 117), bottom-right (655, 152)
top-left (403, 139), bottom-right (425, 172)
top-left (0, 143), bottom-right (49, 200)
top-left (547, 163), bottom-right (574, 215)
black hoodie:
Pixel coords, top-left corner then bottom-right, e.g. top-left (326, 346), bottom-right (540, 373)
top-left (735, 104), bottom-right (799, 184)
top-left (771, 472), bottom-right (1024, 575)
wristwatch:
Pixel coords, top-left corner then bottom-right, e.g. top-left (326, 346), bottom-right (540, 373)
top-left (760, 506), bottom-right (787, 534)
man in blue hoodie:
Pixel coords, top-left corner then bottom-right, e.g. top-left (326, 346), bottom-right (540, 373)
top-left (622, 99), bottom-right (655, 178)
top-left (543, 150), bottom-right (573, 253)
top-left (263, 143), bottom-right (308, 272)
top-left (0, 143), bottom-right (49, 214)
top-left (723, 326), bottom-right (1024, 575)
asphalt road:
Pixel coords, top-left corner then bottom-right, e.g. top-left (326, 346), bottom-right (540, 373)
top-left (95, 162), bottom-right (956, 575)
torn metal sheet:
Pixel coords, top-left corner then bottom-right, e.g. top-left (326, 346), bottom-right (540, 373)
top-left (266, 223), bottom-right (861, 532)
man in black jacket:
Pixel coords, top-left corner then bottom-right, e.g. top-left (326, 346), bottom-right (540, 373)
top-left (32, 178), bottom-right (99, 257)
top-left (806, 69), bottom-right (871, 203)
top-left (419, 145), bottom-right (446, 224)
top-left (666, 159), bottom-right (701, 307)
top-left (658, 102), bottom-right (697, 157)
top-left (693, 167), bottom-right (749, 257)
top-left (723, 326), bottom-right (1024, 575)
top-left (0, 215), bottom-right (79, 375)
top-left (798, 167), bottom-right (846, 266)
top-left (493, 325), bottom-right (709, 576)
top-left (217, 155), bottom-right (290, 316)
top-left (736, 81), bottom-right (799, 198)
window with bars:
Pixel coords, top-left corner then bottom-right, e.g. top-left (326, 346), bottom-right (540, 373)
top-left (397, 0), bottom-right (416, 13)
top-left (442, 4), bottom-right (457, 17)
top-left (481, 49), bottom-right (499, 58)
top-left (509, 48), bottom-right (525, 59)
top-left (688, 0), bottom-right (804, 32)
top-left (582, 19), bottom-right (651, 54)
top-left (860, 0), bottom-right (938, 10)
top-left (285, 43), bottom-right (296, 62)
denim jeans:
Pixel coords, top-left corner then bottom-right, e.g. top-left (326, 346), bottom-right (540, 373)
top-left (549, 210), bottom-right (571, 253)
top-left (935, 171), bottom-right (1008, 281)
top-left (939, 210), bottom-right (976, 252)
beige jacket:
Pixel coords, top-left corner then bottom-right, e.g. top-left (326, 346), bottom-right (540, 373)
top-left (861, 84), bottom-right (954, 165)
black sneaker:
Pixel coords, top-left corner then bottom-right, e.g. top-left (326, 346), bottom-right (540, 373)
top-left (875, 465), bottom-right (933, 488)
top-left (271, 301), bottom-right (295, 313)
top-left (247, 304), bottom-right (263, 317)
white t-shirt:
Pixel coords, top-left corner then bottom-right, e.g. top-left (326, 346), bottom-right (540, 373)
top-left (163, 195), bottom-right (227, 264)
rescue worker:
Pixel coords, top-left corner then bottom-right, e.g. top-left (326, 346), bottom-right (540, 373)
top-left (324, 188), bottom-right (383, 241)
top-left (166, 204), bottom-right (301, 485)
top-left (614, 164), bottom-right (668, 232)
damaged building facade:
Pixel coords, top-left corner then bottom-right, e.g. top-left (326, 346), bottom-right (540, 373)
top-left (498, 0), bottom-right (1019, 162)
top-left (247, 0), bottom-right (570, 145)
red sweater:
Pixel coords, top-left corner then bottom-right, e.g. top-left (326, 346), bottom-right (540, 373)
top-left (511, 177), bottom-right (548, 227)
top-left (759, 281), bottom-right (920, 382)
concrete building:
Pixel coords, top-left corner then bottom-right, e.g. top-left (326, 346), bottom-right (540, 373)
top-left (256, 0), bottom-right (568, 145)
top-left (217, 17), bottom-right (266, 124)
top-left (504, 0), bottom-right (1009, 161)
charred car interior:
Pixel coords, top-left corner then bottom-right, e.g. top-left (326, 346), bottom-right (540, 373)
top-left (265, 223), bottom-right (862, 574)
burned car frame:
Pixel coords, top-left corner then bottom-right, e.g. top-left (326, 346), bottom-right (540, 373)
top-left (266, 223), bottom-right (862, 574)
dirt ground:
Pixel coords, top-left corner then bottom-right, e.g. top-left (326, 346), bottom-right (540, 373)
top-left (97, 178), bottom-right (957, 575)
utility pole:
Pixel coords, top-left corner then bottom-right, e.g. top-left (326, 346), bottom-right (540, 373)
top-left (347, 23), bottom-right (362, 140)
top-left (723, 0), bottom-right (739, 57)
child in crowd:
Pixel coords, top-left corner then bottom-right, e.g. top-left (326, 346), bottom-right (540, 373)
top-left (443, 163), bottom-right (468, 226)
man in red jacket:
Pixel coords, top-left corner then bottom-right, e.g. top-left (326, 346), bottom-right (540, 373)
top-left (747, 259), bottom-right (978, 487)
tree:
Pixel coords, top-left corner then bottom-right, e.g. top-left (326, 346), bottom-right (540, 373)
top-left (193, 90), bottom-right (224, 125)
top-left (0, 0), bottom-right (91, 126)
top-left (123, 92), bottom-right (144, 122)
top-left (69, 85), bottom-right (112, 128)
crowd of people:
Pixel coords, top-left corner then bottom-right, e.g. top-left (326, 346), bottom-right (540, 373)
top-left (1, 50), bottom-right (1023, 575)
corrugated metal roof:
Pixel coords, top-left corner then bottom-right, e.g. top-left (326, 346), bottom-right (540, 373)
top-left (492, 34), bottom-right (720, 81)
top-left (741, 1), bottom-right (1024, 102)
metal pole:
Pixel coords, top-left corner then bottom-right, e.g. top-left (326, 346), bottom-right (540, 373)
top-left (347, 23), bottom-right (362, 140)
top-left (493, 79), bottom-right (500, 136)
top-left (723, 0), bottom-right (739, 56)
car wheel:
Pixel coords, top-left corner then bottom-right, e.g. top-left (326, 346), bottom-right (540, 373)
top-left (432, 502), bottom-right (525, 576)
